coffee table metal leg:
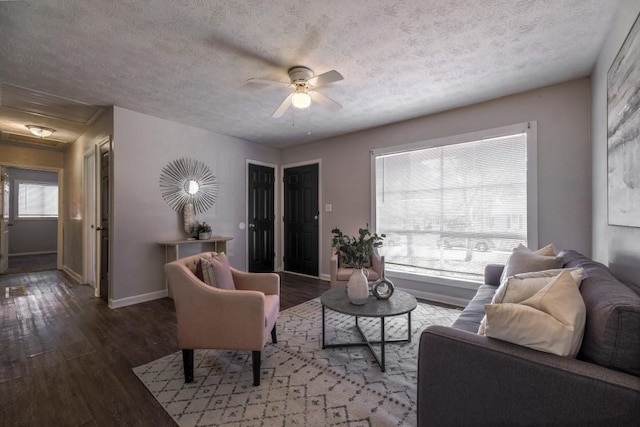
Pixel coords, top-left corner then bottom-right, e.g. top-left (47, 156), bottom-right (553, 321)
top-left (408, 312), bottom-right (412, 342)
top-left (380, 317), bottom-right (386, 372)
top-left (322, 304), bottom-right (326, 348)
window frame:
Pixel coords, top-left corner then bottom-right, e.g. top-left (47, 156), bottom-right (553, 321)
top-left (14, 179), bottom-right (59, 221)
top-left (370, 121), bottom-right (538, 287)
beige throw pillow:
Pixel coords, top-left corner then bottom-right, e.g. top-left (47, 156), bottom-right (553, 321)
top-left (478, 267), bottom-right (584, 334)
top-left (496, 267), bottom-right (585, 304)
top-left (484, 270), bottom-right (586, 357)
top-left (200, 253), bottom-right (235, 290)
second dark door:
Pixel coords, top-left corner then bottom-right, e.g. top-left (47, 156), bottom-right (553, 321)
top-left (283, 163), bottom-right (319, 276)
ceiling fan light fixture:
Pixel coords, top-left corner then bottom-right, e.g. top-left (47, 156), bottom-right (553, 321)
top-left (26, 125), bottom-right (56, 138)
top-left (291, 91), bottom-right (311, 109)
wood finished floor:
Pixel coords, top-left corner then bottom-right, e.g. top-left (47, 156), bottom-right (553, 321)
top-left (0, 269), bottom-right (330, 426)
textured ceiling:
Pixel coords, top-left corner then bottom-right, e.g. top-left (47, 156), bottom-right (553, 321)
top-left (0, 0), bottom-right (622, 149)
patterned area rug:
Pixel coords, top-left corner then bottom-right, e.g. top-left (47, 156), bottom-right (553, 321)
top-left (133, 297), bottom-right (460, 426)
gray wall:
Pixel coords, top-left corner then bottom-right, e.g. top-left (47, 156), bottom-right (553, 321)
top-left (281, 79), bottom-right (592, 303)
top-left (6, 167), bottom-right (58, 254)
top-left (110, 106), bottom-right (280, 305)
top-left (591, 0), bottom-right (640, 286)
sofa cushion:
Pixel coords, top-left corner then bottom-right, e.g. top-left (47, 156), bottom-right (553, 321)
top-left (484, 270), bottom-right (586, 357)
top-left (561, 250), bottom-right (640, 376)
top-left (499, 244), bottom-right (563, 286)
top-left (452, 284), bottom-right (495, 333)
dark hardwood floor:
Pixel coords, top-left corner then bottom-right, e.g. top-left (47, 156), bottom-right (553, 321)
top-left (0, 269), bottom-right (329, 426)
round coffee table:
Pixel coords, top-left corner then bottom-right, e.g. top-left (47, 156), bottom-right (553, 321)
top-left (320, 286), bottom-right (417, 372)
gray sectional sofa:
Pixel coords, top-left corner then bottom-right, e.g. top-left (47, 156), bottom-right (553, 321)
top-left (417, 250), bottom-right (640, 426)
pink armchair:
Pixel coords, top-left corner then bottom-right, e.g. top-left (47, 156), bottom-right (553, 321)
top-left (164, 251), bottom-right (280, 386)
top-left (329, 248), bottom-right (385, 288)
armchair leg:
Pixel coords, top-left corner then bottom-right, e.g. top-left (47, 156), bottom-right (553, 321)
top-left (183, 349), bottom-right (194, 383)
top-left (252, 351), bottom-right (261, 386)
top-left (271, 324), bottom-right (277, 344)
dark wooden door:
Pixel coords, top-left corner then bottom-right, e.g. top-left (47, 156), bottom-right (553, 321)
top-left (283, 164), bottom-right (319, 276)
top-left (248, 164), bottom-right (275, 272)
top-left (98, 143), bottom-right (109, 301)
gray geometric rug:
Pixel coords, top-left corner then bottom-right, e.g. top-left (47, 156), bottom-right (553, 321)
top-left (133, 297), bottom-right (460, 426)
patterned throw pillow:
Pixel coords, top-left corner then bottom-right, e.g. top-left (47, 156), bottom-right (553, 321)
top-left (200, 253), bottom-right (235, 290)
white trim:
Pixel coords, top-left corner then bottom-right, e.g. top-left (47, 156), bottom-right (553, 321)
top-left (386, 269), bottom-right (481, 290)
top-left (280, 159), bottom-right (322, 277)
top-left (62, 265), bottom-right (83, 284)
top-left (109, 289), bottom-right (168, 309)
top-left (398, 286), bottom-right (468, 308)
top-left (319, 273), bottom-right (330, 282)
top-left (245, 159), bottom-right (279, 272)
top-left (9, 251), bottom-right (56, 256)
top-left (83, 149), bottom-right (97, 288)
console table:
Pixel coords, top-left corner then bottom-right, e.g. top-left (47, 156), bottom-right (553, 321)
top-left (158, 236), bottom-right (233, 263)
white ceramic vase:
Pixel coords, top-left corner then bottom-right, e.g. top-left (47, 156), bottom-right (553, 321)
top-left (347, 268), bottom-right (369, 305)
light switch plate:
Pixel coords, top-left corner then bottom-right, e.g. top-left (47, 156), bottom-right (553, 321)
top-left (325, 204), bottom-right (332, 212)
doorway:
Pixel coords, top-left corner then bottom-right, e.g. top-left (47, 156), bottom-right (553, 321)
top-left (84, 150), bottom-right (97, 291)
top-left (247, 163), bottom-right (276, 272)
top-left (0, 166), bottom-right (60, 274)
top-left (283, 163), bottom-right (319, 277)
top-left (97, 140), bottom-right (110, 301)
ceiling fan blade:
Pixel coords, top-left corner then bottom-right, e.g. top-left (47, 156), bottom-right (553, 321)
top-left (310, 90), bottom-right (342, 112)
top-left (272, 93), bottom-right (294, 118)
top-left (308, 70), bottom-right (343, 87)
top-left (247, 78), bottom-right (291, 87)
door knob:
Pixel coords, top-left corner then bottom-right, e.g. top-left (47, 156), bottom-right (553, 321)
top-left (96, 227), bottom-right (104, 231)
top-left (249, 223), bottom-right (255, 228)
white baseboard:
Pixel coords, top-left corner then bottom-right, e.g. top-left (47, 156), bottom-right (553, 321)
top-left (10, 251), bottom-right (57, 256)
top-left (319, 273), bottom-right (330, 282)
top-left (109, 289), bottom-right (169, 309)
top-left (62, 265), bottom-right (83, 284)
top-left (397, 287), bottom-right (469, 308)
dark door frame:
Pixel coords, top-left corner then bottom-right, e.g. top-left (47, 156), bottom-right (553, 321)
top-left (246, 160), bottom-right (278, 272)
top-left (280, 159), bottom-right (322, 277)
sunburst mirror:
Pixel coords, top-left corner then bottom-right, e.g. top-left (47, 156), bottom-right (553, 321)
top-left (159, 158), bottom-right (219, 233)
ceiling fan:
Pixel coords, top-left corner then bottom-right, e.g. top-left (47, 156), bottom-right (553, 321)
top-left (248, 66), bottom-right (344, 118)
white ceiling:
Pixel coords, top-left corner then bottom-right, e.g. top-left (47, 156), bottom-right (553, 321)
top-left (0, 0), bottom-right (622, 149)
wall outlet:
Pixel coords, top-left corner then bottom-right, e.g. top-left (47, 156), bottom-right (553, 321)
top-left (325, 204), bottom-right (332, 212)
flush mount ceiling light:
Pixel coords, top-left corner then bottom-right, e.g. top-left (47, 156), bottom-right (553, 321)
top-left (291, 87), bottom-right (311, 109)
top-left (26, 125), bottom-right (56, 138)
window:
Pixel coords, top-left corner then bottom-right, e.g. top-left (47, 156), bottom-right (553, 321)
top-left (17, 180), bottom-right (58, 219)
top-left (372, 123), bottom-right (536, 283)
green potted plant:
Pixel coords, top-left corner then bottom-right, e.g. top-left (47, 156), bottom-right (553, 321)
top-left (331, 226), bottom-right (385, 304)
top-left (197, 221), bottom-right (212, 240)
top-left (331, 226), bottom-right (385, 269)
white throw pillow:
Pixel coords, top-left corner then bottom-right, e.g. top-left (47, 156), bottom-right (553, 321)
top-left (484, 270), bottom-right (586, 357)
top-left (478, 267), bottom-right (584, 335)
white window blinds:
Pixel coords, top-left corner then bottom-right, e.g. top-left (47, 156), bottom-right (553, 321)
top-left (18, 181), bottom-right (58, 218)
top-left (374, 130), bottom-right (528, 281)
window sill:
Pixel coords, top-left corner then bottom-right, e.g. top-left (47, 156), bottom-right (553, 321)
top-left (385, 269), bottom-right (482, 291)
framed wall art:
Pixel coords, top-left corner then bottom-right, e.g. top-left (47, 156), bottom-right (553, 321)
top-left (608, 12), bottom-right (640, 227)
